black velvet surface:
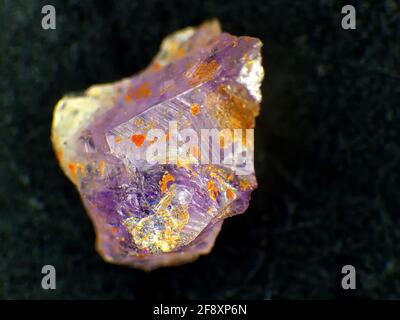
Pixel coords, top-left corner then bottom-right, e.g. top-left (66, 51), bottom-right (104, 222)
top-left (0, 0), bottom-right (399, 299)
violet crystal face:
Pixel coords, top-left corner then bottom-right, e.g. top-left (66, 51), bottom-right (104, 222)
top-left (51, 20), bottom-right (264, 271)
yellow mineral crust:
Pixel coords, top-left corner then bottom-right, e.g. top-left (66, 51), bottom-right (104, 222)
top-left (51, 81), bottom-right (125, 184)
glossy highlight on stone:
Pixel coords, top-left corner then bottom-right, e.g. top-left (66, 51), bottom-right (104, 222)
top-left (51, 20), bottom-right (264, 271)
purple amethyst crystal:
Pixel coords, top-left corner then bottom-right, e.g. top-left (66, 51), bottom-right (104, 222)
top-left (51, 20), bottom-right (264, 270)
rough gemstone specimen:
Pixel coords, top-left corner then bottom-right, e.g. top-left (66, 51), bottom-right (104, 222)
top-left (51, 20), bottom-right (264, 271)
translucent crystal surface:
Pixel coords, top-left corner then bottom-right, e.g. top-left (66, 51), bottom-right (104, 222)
top-left (51, 20), bottom-right (264, 270)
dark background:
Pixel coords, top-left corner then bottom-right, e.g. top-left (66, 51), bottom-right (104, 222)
top-left (0, 0), bottom-right (399, 299)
